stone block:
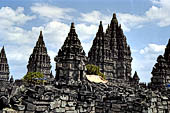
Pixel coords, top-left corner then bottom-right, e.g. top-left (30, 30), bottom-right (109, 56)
top-left (61, 101), bottom-right (67, 107)
top-left (55, 108), bottom-right (65, 113)
top-left (2, 108), bottom-right (17, 113)
top-left (60, 95), bottom-right (69, 101)
top-left (26, 103), bottom-right (36, 111)
top-left (25, 111), bottom-right (35, 113)
top-left (50, 100), bottom-right (61, 109)
top-left (36, 106), bottom-right (48, 112)
top-left (17, 111), bottom-right (24, 113)
top-left (65, 107), bottom-right (75, 111)
top-left (66, 111), bottom-right (77, 113)
top-left (13, 104), bottom-right (25, 111)
top-left (68, 101), bottom-right (76, 107)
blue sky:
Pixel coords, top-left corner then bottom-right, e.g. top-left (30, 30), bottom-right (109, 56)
top-left (0, 0), bottom-right (169, 83)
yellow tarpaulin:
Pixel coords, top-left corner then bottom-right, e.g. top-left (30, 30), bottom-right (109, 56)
top-left (86, 75), bottom-right (107, 83)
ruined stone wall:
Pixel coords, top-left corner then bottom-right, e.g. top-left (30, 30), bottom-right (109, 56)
top-left (0, 80), bottom-right (170, 113)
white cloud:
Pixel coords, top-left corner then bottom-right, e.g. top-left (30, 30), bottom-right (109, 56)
top-left (4, 45), bottom-right (33, 78)
top-left (119, 0), bottom-right (170, 28)
top-left (7, 45), bottom-right (32, 63)
top-left (139, 44), bottom-right (165, 55)
top-left (31, 3), bottom-right (74, 21)
top-left (132, 44), bottom-right (166, 83)
top-left (81, 41), bottom-right (93, 55)
top-left (2, 27), bottom-right (35, 45)
top-left (0, 6), bottom-right (36, 46)
top-left (146, 0), bottom-right (170, 27)
top-left (0, 7), bottom-right (35, 28)
top-left (78, 0), bottom-right (170, 32)
top-left (76, 24), bottom-right (98, 41)
top-left (79, 11), bottom-right (148, 32)
top-left (79, 11), bottom-right (111, 25)
top-left (132, 56), bottom-right (154, 83)
top-left (2, 1), bottom-right (170, 81)
top-left (117, 13), bottom-right (148, 32)
top-left (0, 17), bottom-right (98, 79)
top-left (32, 21), bottom-right (70, 49)
top-left (0, 7), bottom-right (70, 79)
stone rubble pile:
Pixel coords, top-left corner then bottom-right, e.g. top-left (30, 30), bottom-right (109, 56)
top-left (0, 79), bottom-right (169, 113)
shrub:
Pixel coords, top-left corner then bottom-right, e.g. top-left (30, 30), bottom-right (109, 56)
top-left (86, 64), bottom-right (106, 79)
top-left (22, 72), bottom-right (45, 84)
top-left (98, 72), bottom-right (106, 80)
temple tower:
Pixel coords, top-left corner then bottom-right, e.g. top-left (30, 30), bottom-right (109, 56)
top-left (108, 13), bottom-right (132, 81)
top-left (151, 39), bottom-right (170, 89)
top-left (0, 46), bottom-right (9, 81)
top-left (88, 21), bottom-right (115, 80)
top-left (88, 13), bottom-right (132, 81)
top-left (27, 31), bottom-right (52, 79)
top-left (54, 23), bottom-right (87, 83)
top-left (132, 71), bottom-right (140, 85)
top-left (151, 55), bottom-right (167, 89)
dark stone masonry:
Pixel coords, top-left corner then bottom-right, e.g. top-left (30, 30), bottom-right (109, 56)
top-left (0, 46), bottom-right (9, 81)
top-left (88, 14), bottom-right (132, 82)
top-left (27, 31), bottom-right (52, 79)
top-left (54, 23), bottom-right (87, 83)
top-left (150, 39), bottom-right (170, 90)
top-left (0, 13), bottom-right (170, 113)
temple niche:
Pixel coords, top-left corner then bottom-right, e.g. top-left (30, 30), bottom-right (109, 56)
top-left (88, 13), bottom-right (132, 82)
top-left (0, 46), bottom-right (9, 81)
top-left (27, 31), bottom-right (52, 79)
top-left (54, 23), bottom-right (87, 84)
top-left (151, 39), bottom-right (170, 90)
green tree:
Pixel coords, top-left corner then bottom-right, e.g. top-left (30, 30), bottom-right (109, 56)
top-left (22, 72), bottom-right (45, 84)
top-left (86, 64), bottom-right (106, 79)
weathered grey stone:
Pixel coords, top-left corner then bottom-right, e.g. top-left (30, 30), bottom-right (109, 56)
top-left (0, 46), bottom-right (9, 81)
top-left (36, 106), bottom-right (48, 112)
top-left (50, 100), bottom-right (61, 109)
top-left (13, 104), bottom-right (25, 111)
top-left (68, 101), bottom-right (76, 107)
top-left (27, 31), bottom-right (52, 79)
top-left (26, 103), bottom-right (36, 111)
top-left (61, 101), bottom-right (67, 107)
top-left (55, 108), bottom-right (65, 112)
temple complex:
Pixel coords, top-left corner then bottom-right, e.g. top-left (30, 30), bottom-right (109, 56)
top-left (151, 39), bottom-right (170, 89)
top-left (88, 13), bottom-right (132, 81)
top-left (27, 31), bottom-right (52, 79)
top-left (0, 46), bottom-right (9, 81)
top-left (54, 23), bottom-right (87, 83)
top-left (1, 13), bottom-right (170, 113)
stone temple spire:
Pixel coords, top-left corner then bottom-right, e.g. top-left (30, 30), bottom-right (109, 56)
top-left (55, 22), bottom-right (87, 83)
top-left (110, 13), bottom-right (118, 31)
top-left (10, 75), bottom-right (14, 83)
top-left (88, 13), bottom-right (132, 82)
top-left (0, 46), bottom-right (9, 81)
top-left (37, 31), bottom-right (45, 46)
top-left (70, 22), bottom-right (76, 33)
top-left (58, 22), bottom-right (85, 57)
top-left (164, 39), bottom-right (170, 63)
top-left (151, 55), bottom-right (168, 89)
top-left (132, 71), bottom-right (140, 84)
top-left (1, 46), bottom-right (6, 58)
top-left (88, 21), bottom-right (114, 81)
top-left (151, 39), bottom-right (170, 90)
top-left (27, 31), bottom-right (52, 79)
top-left (97, 21), bottom-right (103, 35)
